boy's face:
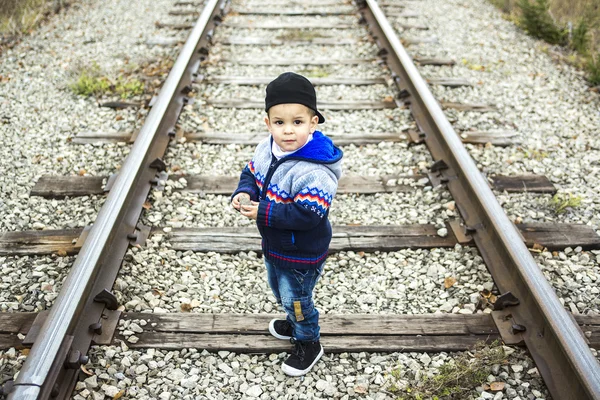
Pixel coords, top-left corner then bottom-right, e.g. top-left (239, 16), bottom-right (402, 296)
top-left (265, 103), bottom-right (319, 152)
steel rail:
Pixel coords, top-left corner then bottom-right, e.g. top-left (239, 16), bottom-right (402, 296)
top-left (8, 0), bottom-right (224, 398)
top-left (358, 0), bottom-right (600, 399)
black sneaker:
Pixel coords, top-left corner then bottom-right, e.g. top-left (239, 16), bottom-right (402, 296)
top-left (282, 338), bottom-right (324, 377)
top-left (269, 319), bottom-right (293, 340)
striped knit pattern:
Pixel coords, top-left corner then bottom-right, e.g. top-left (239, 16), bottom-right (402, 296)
top-left (233, 131), bottom-right (343, 269)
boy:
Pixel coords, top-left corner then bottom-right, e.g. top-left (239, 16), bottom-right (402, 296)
top-left (231, 72), bottom-right (343, 376)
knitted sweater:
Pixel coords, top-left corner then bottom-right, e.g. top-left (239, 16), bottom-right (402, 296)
top-left (233, 131), bottom-right (343, 269)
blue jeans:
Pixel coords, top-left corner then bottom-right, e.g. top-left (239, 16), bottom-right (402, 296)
top-left (264, 259), bottom-right (324, 342)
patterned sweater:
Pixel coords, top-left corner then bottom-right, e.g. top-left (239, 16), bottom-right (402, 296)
top-left (233, 131), bottom-right (343, 269)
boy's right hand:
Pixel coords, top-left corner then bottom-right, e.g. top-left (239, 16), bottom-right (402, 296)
top-left (232, 193), bottom-right (251, 211)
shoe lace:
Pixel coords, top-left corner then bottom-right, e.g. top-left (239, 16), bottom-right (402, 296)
top-left (290, 338), bottom-right (305, 361)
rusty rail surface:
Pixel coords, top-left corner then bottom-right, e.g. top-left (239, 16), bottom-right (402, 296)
top-left (7, 1), bottom-right (227, 398)
top-left (357, 0), bottom-right (600, 399)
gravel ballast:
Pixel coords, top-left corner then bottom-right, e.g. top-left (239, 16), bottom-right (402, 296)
top-left (1, 0), bottom-right (599, 397)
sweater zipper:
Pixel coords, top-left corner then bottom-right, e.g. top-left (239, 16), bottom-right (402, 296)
top-left (260, 155), bottom-right (288, 199)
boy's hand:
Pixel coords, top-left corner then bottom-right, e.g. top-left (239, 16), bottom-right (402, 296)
top-left (232, 193), bottom-right (250, 210)
top-left (240, 200), bottom-right (259, 220)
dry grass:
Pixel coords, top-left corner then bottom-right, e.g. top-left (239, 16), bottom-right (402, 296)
top-left (489, 0), bottom-right (600, 84)
top-left (0, 0), bottom-right (64, 36)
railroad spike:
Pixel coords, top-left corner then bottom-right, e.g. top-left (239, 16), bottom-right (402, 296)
top-left (94, 289), bottom-right (119, 310)
top-left (493, 291), bottom-right (520, 310)
top-left (149, 158), bottom-right (167, 172)
top-left (181, 85), bottom-right (193, 95)
top-left (511, 324), bottom-right (527, 334)
top-left (430, 159), bottom-right (448, 172)
top-left (397, 89), bottom-right (411, 99)
top-left (65, 349), bottom-right (89, 369)
top-left (127, 232), bottom-right (138, 241)
top-left (198, 47), bottom-right (209, 56)
top-left (89, 322), bottom-right (103, 335)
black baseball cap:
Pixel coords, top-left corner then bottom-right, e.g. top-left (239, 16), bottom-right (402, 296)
top-left (265, 72), bottom-right (325, 124)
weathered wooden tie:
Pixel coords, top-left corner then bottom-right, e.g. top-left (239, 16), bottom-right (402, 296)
top-left (458, 130), bottom-right (520, 146)
top-left (72, 129), bottom-right (519, 146)
top-left (221, 21), bottom-right (358, 29)
top-left (204, 76), bottom-right (387, 86)
top-left (219, 58), bottom-right (378, 65)
top-left (30, 176), bottom-right (106, 197)
top-left (233, 10), bottom-right (357, 16)
top-left (427, 77), bottom-right (472, 87)
top-left (206, 99), bottom-right (397, 110)
top-left (3, 222), bottom-right (600, 256)
top-left (218, 36), bottom-right (358, 46)
top-left (0, 228), bottom-right (84, 255)
top-left (30, 174), bottom-right (556, 198)
top-left (413, 57), bottom-right (455, 66)
top-left (441, 102), bottom-right (497, 112)
top-left (182, 131), bottom-right (407, 146)
top-left (2, 312), bottom-right (598, 351)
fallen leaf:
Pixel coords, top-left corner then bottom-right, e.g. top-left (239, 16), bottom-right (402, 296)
top-left (354, 385), bottom-right (368, 394)
top-left (532, 243), bottom-right (544, 251)
top-left (383, 95), bottom-right (394, 102)
top-left (57, 249), bottom-right (68, 257)
top-left (80, 364), bottom-right (94, 376)
top-left (490, 382), bottom-right (505, 391)
top-left (113, 390), bottom-right (126, 399)
top-left (152, 288), bottom-right (164, 297)
top-left (142, 201), bottom-right (152, 210)
top-left (181, 303), bottom-right (192, 312)
top-left (171, 165), bottom-right (181, 172)
top-left (21, 349), bottom-right (30, 356)
top-left (115, 114), bottom-right (123, 121)
top-left (78, 169), bottom-right (87, 176)
top-left (444, 277), bottom-right (457, 288)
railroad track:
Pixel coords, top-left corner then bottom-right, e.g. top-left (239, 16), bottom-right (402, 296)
top-left (1, 0), bottom-right (599, 398)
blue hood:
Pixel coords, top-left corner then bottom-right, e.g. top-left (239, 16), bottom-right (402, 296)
top-left (281, 131), bottom-right (343, 179)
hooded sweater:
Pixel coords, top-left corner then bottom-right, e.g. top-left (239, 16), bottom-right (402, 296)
top-left (233, 131), bottom-right (343, 269)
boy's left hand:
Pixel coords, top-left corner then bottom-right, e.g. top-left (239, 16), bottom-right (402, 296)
top-left (240, 200), bottom-right (259, 220)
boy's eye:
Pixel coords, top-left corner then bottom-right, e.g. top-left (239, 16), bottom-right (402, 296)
top-left (274, 121), bottom-right (283, 125)
top-left (294, 120), bottom-right (303, 125)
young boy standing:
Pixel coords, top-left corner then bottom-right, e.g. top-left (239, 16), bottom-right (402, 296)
top-left (231, 72), bottom-right (343, 376)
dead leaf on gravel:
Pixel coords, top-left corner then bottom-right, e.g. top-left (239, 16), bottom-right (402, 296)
top-left (113, 390), bottom-right (125, 399)
top-left (444, 276), bottom-right (457, 288)
top-left (490, 382), bottom-right (505, 391)
top-left (80, 365), bottom-right (94, 376)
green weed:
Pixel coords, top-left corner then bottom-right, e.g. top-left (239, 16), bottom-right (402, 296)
top-left (524, 149), bottom-right (549, 160)
top-left (518, 0), bottom-right (567, 45)
top-left (387, 341), bottom-right (508, 400)
top-left (570, 19), bottom-right (589, 53)
top-left (298, 66), bottom-right (331, 78)
top-left (551, 193), bottom-right (583, 213)
top-left (70, 63), bottom-right (145, 98)
top-left (586, 53), bottom-right (600, 85)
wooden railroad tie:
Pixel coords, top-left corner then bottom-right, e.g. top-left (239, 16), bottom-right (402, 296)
top-left (2, 222), bottom-right (600, 256)
top-left (72, 129), bottom-right (518, 146)
top-left (29, 174), bottom-right (557, 198)
top-left (200, 76), bottom-right (471, 88)
top-left (1, 312), bottom-right (598, 352)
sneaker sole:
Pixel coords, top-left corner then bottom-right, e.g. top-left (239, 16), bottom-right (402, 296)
top-left (281, 345), bottom-right (324, 377)
top-left (269, 319), bottom-right (292, 340)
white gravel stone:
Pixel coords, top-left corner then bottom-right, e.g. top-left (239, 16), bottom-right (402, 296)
top-left (73, 344), bottom-right (550, 399)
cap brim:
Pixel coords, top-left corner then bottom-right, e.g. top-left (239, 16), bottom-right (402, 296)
top-left (316, 110), bottom-right (325, 124)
